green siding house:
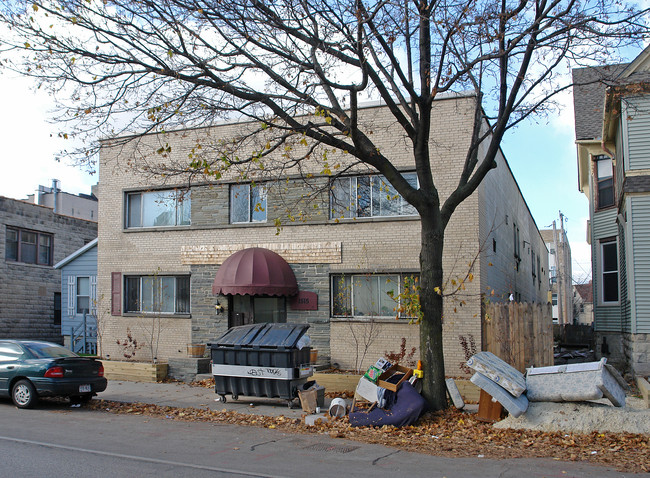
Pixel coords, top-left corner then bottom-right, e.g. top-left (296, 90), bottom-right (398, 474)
top-left (573, 47), bottom-right (650, 376)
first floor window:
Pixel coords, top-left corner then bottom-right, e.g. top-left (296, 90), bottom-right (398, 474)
top-left (76, 277), bottom-right (90, 314)
top-left (124, 275), bottom-right (190, 314)
top-left (126, 189), bottom-right (190, 228)
top-left (5, 227), bottom-right (53, 265)
top-left (331, 273), bottom-right (418, 318)
top-left (230, 183), bottom-right (267, 223)
top-left (601, 241), bottom-right (619, 304)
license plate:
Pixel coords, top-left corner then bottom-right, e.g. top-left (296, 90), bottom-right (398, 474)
top-left (79, 384), bottom-right (91, 393)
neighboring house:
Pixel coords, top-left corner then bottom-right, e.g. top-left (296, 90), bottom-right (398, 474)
top-left (54, 238), bottom-right (98, 354)
top-left (98, 92), bottom-right (549, 375)
top-left (540, 224), bottom-right (573, 325)
top-left (1, 196), bottom-right (98, 343)
top-left (573, 282), bottom-right (594, 326)
top-left (573, 46), bottom-right (650, 375)
top-left (25, 180), bottom-right (98, 222)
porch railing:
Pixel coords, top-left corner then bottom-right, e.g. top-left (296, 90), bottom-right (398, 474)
top-left (70, 312), bottom-right (97, 355)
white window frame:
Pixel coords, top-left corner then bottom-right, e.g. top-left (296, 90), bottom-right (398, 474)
top-left (599, 239), bottom-right (619, 306)
top-left (230, 183), bottom-right (267, 224)
top-left (76, 276), bottom-right (91, 315)
top-left (126, 189), bottom-right (191, 228)
top-left (331, 273), bottom-right (419, 319)
top-left (329, 173), bottom-right (418, 220)
top-left (595, 155), bottom-right (614, 209)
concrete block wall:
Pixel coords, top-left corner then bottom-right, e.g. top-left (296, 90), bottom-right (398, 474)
top-left (0, 197), bottom-right (97, 342)
top-left (168, 358), bottom-right (211, 382)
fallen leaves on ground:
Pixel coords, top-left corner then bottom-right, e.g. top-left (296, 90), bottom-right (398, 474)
top-left (88, 399), bottom-right (649, 473)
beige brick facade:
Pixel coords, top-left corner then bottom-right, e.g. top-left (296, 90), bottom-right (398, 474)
top-left (98, 94), bottom-right (549, 376)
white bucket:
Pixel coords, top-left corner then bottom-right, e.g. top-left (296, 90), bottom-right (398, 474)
top-left (328, 398), bottom-right (347, 417)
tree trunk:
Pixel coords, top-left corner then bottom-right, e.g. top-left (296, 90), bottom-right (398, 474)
top-left (419, 211), bottom-right (448, 410)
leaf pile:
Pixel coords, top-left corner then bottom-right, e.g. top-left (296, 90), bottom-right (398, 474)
top-left (88, 400), bottom-right (649, 473)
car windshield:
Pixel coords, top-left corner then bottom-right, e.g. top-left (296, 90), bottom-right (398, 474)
top-left (23, 343), bottom-right (78, 359)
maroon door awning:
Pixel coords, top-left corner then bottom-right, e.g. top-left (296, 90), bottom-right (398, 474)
top-left (212, 247), bottom-right (298, 296)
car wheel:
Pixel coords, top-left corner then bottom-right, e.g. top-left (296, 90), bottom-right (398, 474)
top-left (12, 380), bottom-right (37, 409)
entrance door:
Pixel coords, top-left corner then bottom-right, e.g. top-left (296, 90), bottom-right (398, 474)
top-left (229, 296), bottom-right (286, 327)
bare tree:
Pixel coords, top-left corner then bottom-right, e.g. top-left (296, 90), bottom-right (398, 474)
top-left (1, 0), bottom-right (646, 409)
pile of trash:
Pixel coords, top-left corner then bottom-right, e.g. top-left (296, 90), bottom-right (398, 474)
top-left (302, 351), bottom-right (634, 432)
top-left (301, 358), bottom-right (428, 427)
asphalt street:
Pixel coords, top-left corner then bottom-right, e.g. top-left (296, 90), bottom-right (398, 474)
top-left (0, 395), bottom-right (644, 478)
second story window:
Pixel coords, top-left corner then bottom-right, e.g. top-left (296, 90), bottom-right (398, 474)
top-left (330, 173), bottom-right (418, 219)
top-left (5, 226), bottom-right (52, 266)
top-left (595, 156), bottom-right (614, 209)
top-left (126, 189), bottom-right (191, 228)
top-left (230, 183), bottom-right (267, 223)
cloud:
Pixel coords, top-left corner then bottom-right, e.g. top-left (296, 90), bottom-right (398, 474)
top-left (0, 73), bottom-right (95, 199)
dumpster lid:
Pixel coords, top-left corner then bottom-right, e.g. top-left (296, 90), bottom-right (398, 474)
top-left (214, 323), bottom-right (310, 348)
top-left (212, 247), bottom-right (298, 297)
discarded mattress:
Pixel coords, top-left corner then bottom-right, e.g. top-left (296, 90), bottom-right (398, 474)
top-left (467, 351), bottom-right (526, 397)
top-left (526, 359), bottom-right (627, 407)
top-left (349, 381), bottom-right (426, 428)
top-left (446, 378), bottom-right (465, 409)
top-left (470, 372), bottom-right (528, 418)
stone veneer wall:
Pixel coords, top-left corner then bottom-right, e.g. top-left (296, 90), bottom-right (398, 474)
top-left (190, 264), bottom-right (227, 346)
top-left (0, 197), bottom-right (97, 342)
top-left (286, 263), bottom-right (331, 363)
top-left (623, 333), bottom-right (650, 377)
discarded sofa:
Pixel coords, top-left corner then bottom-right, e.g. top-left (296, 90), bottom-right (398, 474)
top-left (349, 381), bottom-right (426, 428)
top-left (526, 358), bottom-right (627, 407)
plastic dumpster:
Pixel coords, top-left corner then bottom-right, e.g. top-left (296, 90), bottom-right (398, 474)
top-left (210, 323), bottom-right (313, 407)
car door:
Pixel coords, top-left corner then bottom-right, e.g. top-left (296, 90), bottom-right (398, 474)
top-left (0, 342), bottom-right (24, 395)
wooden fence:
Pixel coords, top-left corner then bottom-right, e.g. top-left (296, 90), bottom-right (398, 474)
top-left (483, 302), bottom-right (554, 372)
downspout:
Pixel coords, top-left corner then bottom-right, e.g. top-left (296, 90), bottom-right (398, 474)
top-left (601, 141), bottom-right (615, 161)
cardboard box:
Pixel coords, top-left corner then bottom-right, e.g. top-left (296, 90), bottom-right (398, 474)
top-left (377, 364), bottom-right (413, 392)
top-left (355, 377), bottom-right (379, 402)
top-left (299, 385), bottom-right (325, 413)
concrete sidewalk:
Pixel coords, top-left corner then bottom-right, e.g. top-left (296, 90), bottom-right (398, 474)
top-left (97, 379), bottom-right (331, 418)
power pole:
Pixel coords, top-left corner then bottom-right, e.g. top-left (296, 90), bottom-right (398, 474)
top-left (559, 211), bottom-right (573, 325)
top-left (553, 220), bottom-right (563, 325)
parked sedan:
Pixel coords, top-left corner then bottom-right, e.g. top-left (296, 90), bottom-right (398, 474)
top-left (0, 340), bottom-right (107, 408)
